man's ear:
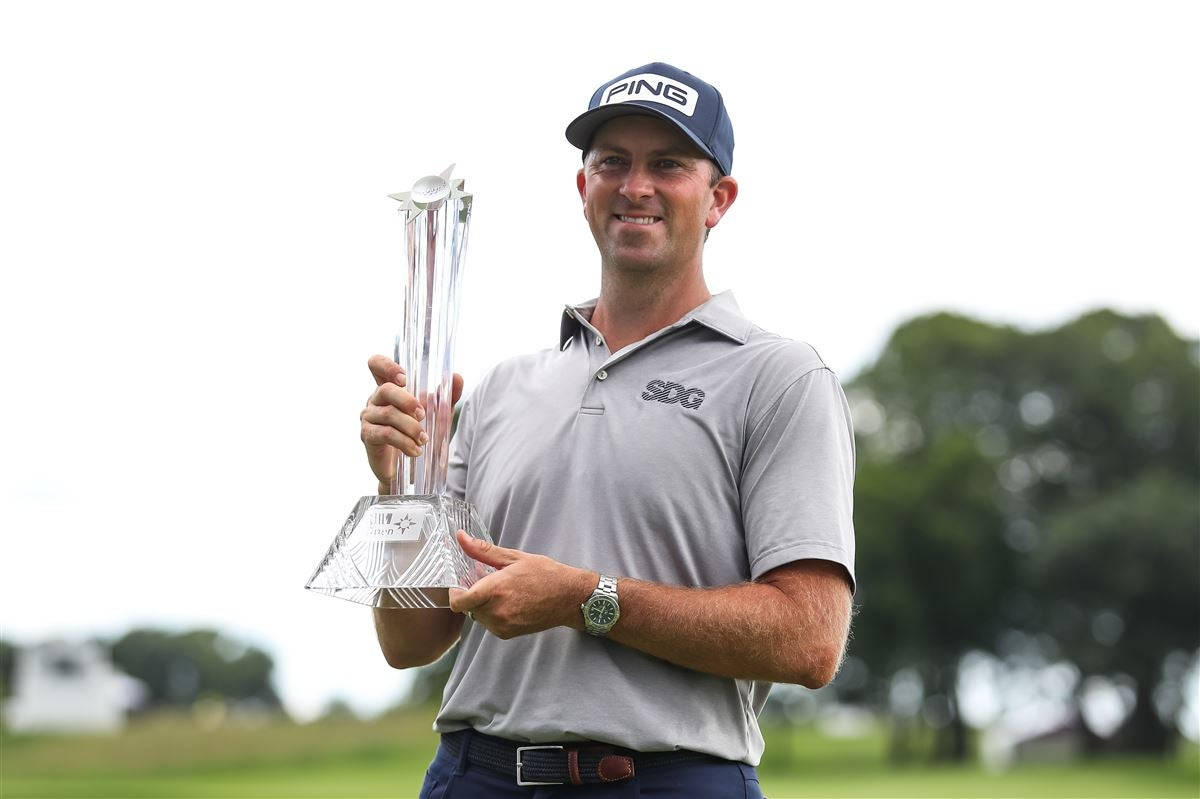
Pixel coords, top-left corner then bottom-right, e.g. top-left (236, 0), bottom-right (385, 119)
top-left (577, 168), bottom-right (586, 204)
top-left (706, 176), bottom-right (739, 230)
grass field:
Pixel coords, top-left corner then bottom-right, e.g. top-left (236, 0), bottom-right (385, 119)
top-left (2, 709), bottom-right (1197, 798)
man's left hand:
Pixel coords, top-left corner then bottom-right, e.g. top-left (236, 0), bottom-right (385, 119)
top-left (448, 530), bottom-right (595, 639)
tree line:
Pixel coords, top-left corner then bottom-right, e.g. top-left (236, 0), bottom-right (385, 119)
top-left (0, 629), bottom-right (281, 714)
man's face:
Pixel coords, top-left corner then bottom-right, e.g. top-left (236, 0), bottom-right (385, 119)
top-left (576, 115), bottom-right (735, 275)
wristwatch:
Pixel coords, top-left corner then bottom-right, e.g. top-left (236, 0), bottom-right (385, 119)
top-left (581, 574), bottom-right (620, 636)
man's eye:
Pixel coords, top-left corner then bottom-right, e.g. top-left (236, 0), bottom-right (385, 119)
top-left (599, 156), bottom-right (624, 166)
top-left (656, 160), bottom-right (681, 169)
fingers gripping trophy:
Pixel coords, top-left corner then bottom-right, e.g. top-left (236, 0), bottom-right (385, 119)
top-left (305, 165), bottom-right (494, 609)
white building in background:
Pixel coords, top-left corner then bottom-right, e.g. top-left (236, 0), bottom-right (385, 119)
top-left (4, 639), bottom-right (146, 733)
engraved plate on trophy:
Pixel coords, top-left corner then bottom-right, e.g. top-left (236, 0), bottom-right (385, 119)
top-left (305, 166), bottom-right (494, 609)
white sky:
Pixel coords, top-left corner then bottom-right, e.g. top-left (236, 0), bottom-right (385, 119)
top-left (2, 2), bottom-right (1196, 722)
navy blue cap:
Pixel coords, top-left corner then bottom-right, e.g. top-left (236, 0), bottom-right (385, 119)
top-left (565, 62), bottom-right (734, 176)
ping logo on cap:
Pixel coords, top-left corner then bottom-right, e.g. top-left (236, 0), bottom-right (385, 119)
top-left (600, 72), bottom-right (698, 117)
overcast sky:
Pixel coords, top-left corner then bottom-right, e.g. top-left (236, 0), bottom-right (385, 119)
top-left (2, 1), bottom-right (1196, 721)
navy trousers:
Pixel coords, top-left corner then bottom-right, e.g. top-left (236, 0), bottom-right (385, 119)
top-left (417, 730), bottom-right (766, 798)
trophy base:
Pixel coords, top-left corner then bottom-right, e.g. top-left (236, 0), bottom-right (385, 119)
top-left (305, 495), bottom-right (493, 609)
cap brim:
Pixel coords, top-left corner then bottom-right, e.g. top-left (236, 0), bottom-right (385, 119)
top-left (565, 102), bottom-right (725, 175)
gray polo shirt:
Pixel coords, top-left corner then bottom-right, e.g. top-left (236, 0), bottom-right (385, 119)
top-left (434, 290), bottom-right (856, 765)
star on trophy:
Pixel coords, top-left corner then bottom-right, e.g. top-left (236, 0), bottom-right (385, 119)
top-left (305, 165), bottom-right (494, 609)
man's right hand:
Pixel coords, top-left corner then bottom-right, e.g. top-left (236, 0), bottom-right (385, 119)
top-left (360, 355), bottom-right (464, 491)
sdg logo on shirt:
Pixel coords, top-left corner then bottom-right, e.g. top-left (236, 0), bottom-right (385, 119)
top-left (641, 379), bottom-right (706, 410)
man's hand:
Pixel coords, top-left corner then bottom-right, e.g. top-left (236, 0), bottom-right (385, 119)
top-left (448, 530), bottom-right (596, 639)
top-left (360, 355), bottom-right (463, 491)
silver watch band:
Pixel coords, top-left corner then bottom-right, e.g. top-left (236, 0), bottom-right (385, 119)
top-left (595, 574), bottom-right (618, 600)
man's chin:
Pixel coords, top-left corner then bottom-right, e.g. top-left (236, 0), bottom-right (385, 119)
top-left (602, 249), bottom-right (666, 273)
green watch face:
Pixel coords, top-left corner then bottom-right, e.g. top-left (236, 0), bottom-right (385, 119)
top-left (586, 597), bottom-right (618, 627)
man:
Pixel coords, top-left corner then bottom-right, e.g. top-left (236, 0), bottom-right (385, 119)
top-left (360, 63), bottom-right (856, 797)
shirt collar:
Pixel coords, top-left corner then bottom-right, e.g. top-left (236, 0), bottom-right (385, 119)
top-left (559, 290), bottom-right (753, 350)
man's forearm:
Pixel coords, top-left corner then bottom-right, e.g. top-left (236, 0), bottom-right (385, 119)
top-left (450, 533), bottom-right (852, 688)
top-left (569, 570), bottom-right (850, 688)
top-left (373, 606), bottom-right (463, 669)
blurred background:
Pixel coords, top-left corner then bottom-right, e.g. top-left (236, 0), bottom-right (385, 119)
top-left (2, 2), bottom-right (1196, 797)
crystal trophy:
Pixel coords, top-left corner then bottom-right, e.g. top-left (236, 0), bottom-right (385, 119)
top-left (305, 166), bottom-right (494, 609)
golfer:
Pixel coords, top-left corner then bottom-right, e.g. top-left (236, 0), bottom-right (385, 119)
top-left (360, 62), bottom-right (856, 797)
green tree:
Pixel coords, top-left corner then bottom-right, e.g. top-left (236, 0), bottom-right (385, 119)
top-left (0, 638), bottom-right (15, 700)
top-left (318, 697), bottom-right (359, 721)
top-left (846, 308), bottom-right (1198, 758)
top-left (852, 433), bottom-right (1014, 761)
top-left (109, 628), bottom-right (282, 711)
top-left (1034, 471), bottom-right (1199, 752)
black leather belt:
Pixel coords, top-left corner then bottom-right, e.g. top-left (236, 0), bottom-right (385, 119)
top-left (442, 729), bottom-right (718, 787)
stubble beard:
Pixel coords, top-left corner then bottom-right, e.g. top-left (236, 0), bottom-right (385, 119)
top-left (597, 236), bottom-right (705, 308)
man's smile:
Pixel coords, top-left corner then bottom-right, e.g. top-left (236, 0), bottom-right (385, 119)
top-left (613, 214), bottom-right (663, 226)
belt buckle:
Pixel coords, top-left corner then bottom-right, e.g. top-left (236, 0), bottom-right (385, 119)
top-left (516, 744), bottom-right (564, 786)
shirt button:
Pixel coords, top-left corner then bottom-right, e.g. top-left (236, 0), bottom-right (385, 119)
top-left (595, 336), bottom-right (603, 347)
top-left (596, 370), bottom-right (608, 381)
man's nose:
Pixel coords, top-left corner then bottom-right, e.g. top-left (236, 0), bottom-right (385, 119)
top-left (618, 164), bottom-right (654, 202)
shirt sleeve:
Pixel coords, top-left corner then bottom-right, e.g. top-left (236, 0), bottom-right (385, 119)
top-left (446, 389), bottom-right (476, 503)
top-left (739, 366), bottom-right (857, 591)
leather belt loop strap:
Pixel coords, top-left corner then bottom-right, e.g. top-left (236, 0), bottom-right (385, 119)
top-left (597, 753), bottom-right (635, 782)
top-left (567, 748), bottom-right (582, 785)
